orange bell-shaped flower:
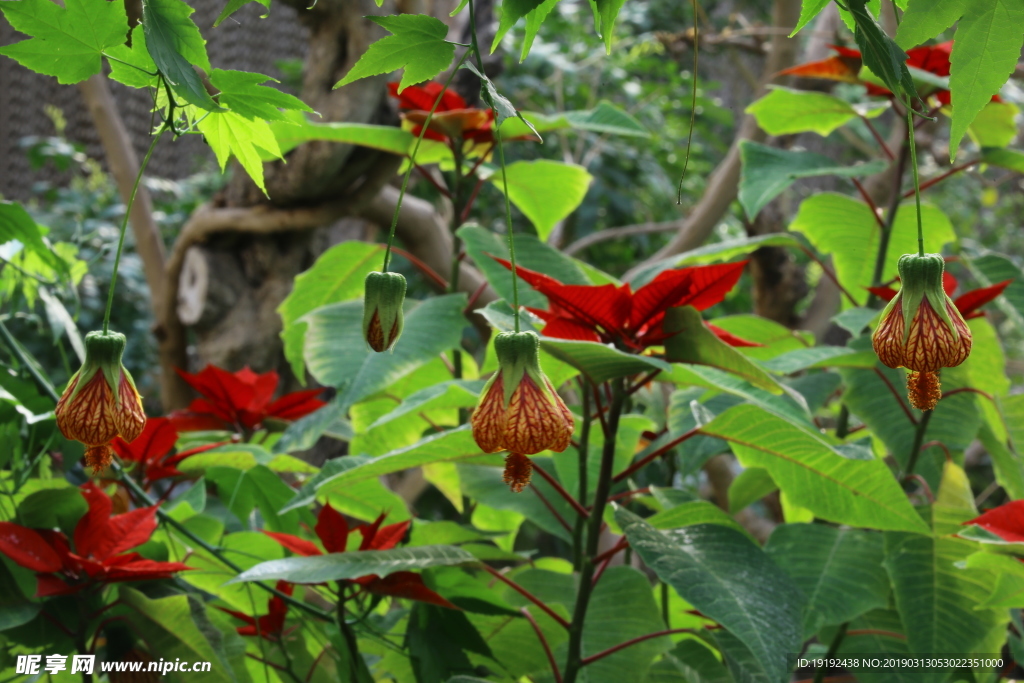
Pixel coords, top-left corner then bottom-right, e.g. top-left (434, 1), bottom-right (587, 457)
top-left (55, 331), bottom-right (145, 472)
top-left (872, 253), bottom-right (972, 372)
top-left (471, 332), bottom-right (574, 459)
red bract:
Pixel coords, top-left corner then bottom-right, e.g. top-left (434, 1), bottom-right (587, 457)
top-left (219, 581), bottom-right (295, 641)
top-left (867, 272), bottom-right (1012, 320)
top-left (779, 42), bottom-right (999, 105)
top-left (0, 483), bottom-right (191, 597)
top-left (491, 257), bottom-right (757, 351)
top-left (169, 365), bottom-right (325, 433)
top-left (110, 417), bottom-right (225, 486)
top-left (263, 504), bottom-right (457, 609)
top-left (387, 81), bottom-right (494, 145)
top-left (963, 501), bottom-right (1024, 543)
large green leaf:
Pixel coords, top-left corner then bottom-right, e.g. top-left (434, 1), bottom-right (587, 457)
top-left (790, 193), bottom-right (955, 307)
top-left (666, 364), bottom-right (811, 427)
top-left (839, 361), bottom-right (982, 488)
top-left (279, 241), bottom-right (384, 382)
top-left (883, 532), bottom-right (1008, 681)
top-left (664, 306), bottom-right (788, 395)
top-left (616, 509), bottom-right (804, 683)
top-left (302, 294), bottom-right (467, 398)
top-left (738, 141), bottom-right (886, 219)
top-left (0, 203), bottom-right (62, 272)
top-left (645, 639), bottom-right (734, 683)
top-left (334, 15), bottom-right (455, 91)
top-left (489, 160), bottom-right (593, 242)
top-left (765, 524), bottom-right (890, 639)
top-left (180, 531), bottom-right (285, 613)
top-left (746, 87), bottom-right (884, 137)
top-left (0, 0), bottom-right (128, 84)
top-left (759, 346), bottom-right (871, 374)
top-left (500, 101), bottom-right (651, 139)
top-left (140, 0), bottom-right (221, 111)
top-left (699, 404), bottom-right (930, 533)
top-left (229, 545), bottom-right (475, 584)
top-left (269, 116), bottom-right (451, 163)
top-left (459, 459), bottom-right (574, 541)
top-left (118, 587), bottom-right (236, 683)
top-left (282, 427), bottom-right (493, 513)
top-left (647, 500), bottom-right (750, 537)
top-left (948, 0), bottom-right (1024, 158)
top-left (895, 0), bottom-right (965, 49)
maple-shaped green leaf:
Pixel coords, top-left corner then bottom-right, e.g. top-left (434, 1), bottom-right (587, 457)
top-left (790, 0), bottom-right (831, 37)
top-left (519, 0), bottom-right (559, 61)
top-left (0, 0), bottom-right (128, 84)
top-left (333, 15), bottom-right (455, 92)
top-left (209, 69), bottom-right (313, 121)
top-left (141, 0), bottom-right (222, 111)
top-left (894, 0), bottom-right (965, 50)
top-left (106, 26), bottom-right (159, 89)
top-left (197, 110), bottom-right (283, 195)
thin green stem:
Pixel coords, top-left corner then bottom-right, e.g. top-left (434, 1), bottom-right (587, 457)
top-left (904, 408), bottom-right (933, 477)
top-left (102, 123), bottom-right (166, 334)
top-left (468, 0), bottom-right (520, 330)
top-left (676, 0), bottom-right (700, 203)
top-left (0, 320), bottom-right (61, 403)
top-left (382, 51), bottom-right (470, 272)
top-left (573, 381), bottom-right (592, 571)
top-left (906, 108), bottom-right (925, 256)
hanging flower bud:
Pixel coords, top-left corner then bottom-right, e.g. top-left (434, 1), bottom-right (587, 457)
top-left (55, 331), bottom-right (146, 473)
top-left (362, 272), bottom-right (407, 352)
top-left (471, 332), bottom-right (574, 461)
top-left (872, 253), bottom-right (972, 372)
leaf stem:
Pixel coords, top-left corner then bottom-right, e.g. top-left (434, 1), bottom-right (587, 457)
top-left (904, 408), bottom-right (933, 477)
top-left (467, 0), bottom-right (520, 331)
top-left (102, 121), bottom-right (166, 334)
top-left (533, 463), bottom-right (589, 519)
top-left (906, 108), bottom-right (924, 256)
top-left (581, 628), bottom-right (694, 666)
top-left (481, 564), bottom-right (570, 629)
top-left (382, 51), bottom-right (470, 272)
top-left (813, 622), bottom-right (849, 683)
top-left (573, 380), bottom-right (592, 571)
top-left (522, 608), bottom-right (563, 683)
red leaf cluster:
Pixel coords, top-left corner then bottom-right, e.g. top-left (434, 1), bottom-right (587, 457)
top-left (218, 581), bottom-right (295, 640)
top-left (0, 484), bottom-right (191, 597)
top-left (387, 81), bottom-right (494, 145)
top-left (111, 417), bottom-right (225, 487)
top-left (965, 501), bottom-right (1024, 543)
top-left (491, 257), bottom-right (756, 350)
top-left (169, 365), bottom-right (325, 433)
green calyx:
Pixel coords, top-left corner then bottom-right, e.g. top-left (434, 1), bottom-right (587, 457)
top-left (65, 330), bottom-right (131, 407)
top-left (362, 271), bottom-right (407, 352)
top-left (894, 253), bottom-right (959, 342)
top-left (494, 331), bottom-right (551, 406)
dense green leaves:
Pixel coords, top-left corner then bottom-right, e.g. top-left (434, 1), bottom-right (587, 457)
top-left (334, 15), bottom-right (455, 91)
top-left (209, 69), bottom-right (313, 121)
top-left (617, 509), bottom-right (803, 683)
top-left (0, 0), bottom-right (128, 84)
top-left (765, 525), bottom-right (890, 638)
top-left (738, 141), bottom-right (886, 219)
top-left (230, 545), bottom-right (475, 584)
top-left (699, 404), bottom-right (930, 533)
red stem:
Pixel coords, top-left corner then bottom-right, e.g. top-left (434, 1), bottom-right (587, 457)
top-left (482, 564), bottom-right (571, 630)
top-left (305, 647), bottom-right (329, 682)
top-left (860, 114), bottom-right (895, 160)
top-left (591, 537), bottom-right (629, 566)
top-left (902, 160), bottom-right (979, 197)
top-left (606, 487), bottom-right (651, 505)
top-left (414, 161), bottom-right (452, 198)
top-left (529, 482), bottom-right (573, 533)
top-left (521, 607), bottom-right (563, 683)
top-left (903, 472), bottom-right (935, 504)
top-left (941, 386), bottom-right (993, 401)
top-left (464, 280), bottom-right (490, 313)
top-left (591, 551), bottom-right (615, 589)
top-left (852, 178), bottom-right (886, 231)
top-left (467, 144), bottom-right (495, 178)
top-left (390, 246), bottom-right (448, 290)
top-left (612, 428), bottom-right (701, 483)
top-left (626, 370), bottom-right (662, 397)
top-left (460, 177), bottom-right (486, 224)
top-left (796, 245), bottom-right (860, 307)
top-left (919, 440), bottom-right (952, 462)
top-left (872, 367), bottom-right (917, 425)
top-left (533, 463), bottom-right (589, 519)
top-left (580, 628), bottom-right (696, 665)
top-left (245, 654), bottom-right (288, 672)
